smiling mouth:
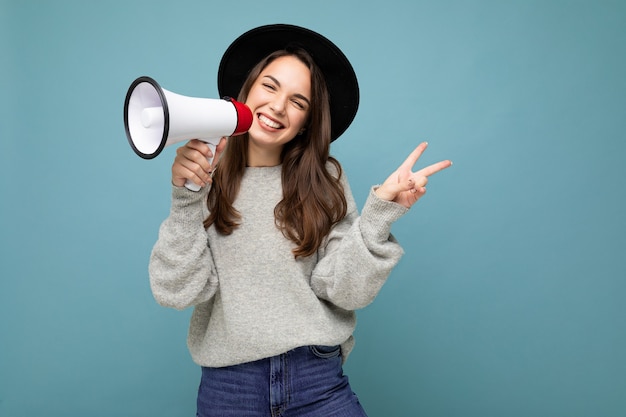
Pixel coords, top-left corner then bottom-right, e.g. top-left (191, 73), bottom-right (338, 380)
top-left (258, 114), bottom-right (284, 129)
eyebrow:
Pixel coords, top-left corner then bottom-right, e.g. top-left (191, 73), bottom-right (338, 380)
top-left (263, 75), bottom-right (311, 106)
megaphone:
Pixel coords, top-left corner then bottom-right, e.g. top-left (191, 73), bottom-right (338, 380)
top-left (123, 76), bottom-right (253, 191)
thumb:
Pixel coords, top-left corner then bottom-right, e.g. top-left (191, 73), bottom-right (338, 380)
top-left (412, 175), bottom-right (428, 188)
top-left (376, 178), bottom-right (414, 201)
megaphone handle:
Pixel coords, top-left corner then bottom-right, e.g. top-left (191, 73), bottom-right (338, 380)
top-left (184, 140), bottom-right (218, 192)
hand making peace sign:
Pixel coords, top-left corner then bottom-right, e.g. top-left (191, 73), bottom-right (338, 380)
top-left (375, 142), bottom-right (452, 208)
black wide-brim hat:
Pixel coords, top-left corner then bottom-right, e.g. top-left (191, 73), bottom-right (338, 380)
top-left (217, 24), bottom-right (359, 142)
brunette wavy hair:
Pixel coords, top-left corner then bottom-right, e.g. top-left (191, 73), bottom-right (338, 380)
top-left (203, 48), bottom-right (347, 258)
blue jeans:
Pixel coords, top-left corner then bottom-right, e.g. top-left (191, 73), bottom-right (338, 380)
top-left (196, 345), bottom-right (368, 417)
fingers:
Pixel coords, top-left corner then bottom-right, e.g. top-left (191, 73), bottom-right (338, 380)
top-left (399, 142), bottom-right (429, 172)
top-left (386, 142), bottom-right (451, 207)
top-left (171, 140), bottom-right (214, 188)
top-left (406, 176), bottom-right (427, 196)
top-left (410, 186), bottom-right (427, 198)
top-left (410, 175), bottom-right (428, 189)
top-left (376, 171), bottom-right (410, 200)
top-left (186, 139), bottom-right (214, 160)
top-left (401, 142), bottom-right (453, 179)
top-left (215, 137), bottom-right (228, 154)
top-left (416, 159), bottom-right (453, 178)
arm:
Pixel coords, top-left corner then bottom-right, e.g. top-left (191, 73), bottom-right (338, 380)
top-left (149, 186), bottom-right (219, 310)
top-left (149, 139), bottom-right (228, 309)
top-left (310, 143), bottom-right (452, 311)
top-left (310, 175), bottom-right (407, 311)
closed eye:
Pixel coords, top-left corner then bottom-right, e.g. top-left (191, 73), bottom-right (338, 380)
top-left (291, 93), bottom-right (310, 110)
top-left (262, 75), bottom-right (310, 110)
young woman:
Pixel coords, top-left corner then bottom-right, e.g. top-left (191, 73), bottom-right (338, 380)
top-left (149, 24), bottom-right (451, 417)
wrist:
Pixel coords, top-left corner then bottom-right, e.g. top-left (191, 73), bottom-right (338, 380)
top-left (374, 185), bottom-right (394, 202)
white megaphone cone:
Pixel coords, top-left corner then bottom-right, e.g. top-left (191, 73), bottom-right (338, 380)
top-left (123, 76), bottom-right (253, 191)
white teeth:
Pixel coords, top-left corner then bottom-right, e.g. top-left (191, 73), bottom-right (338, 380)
top-left (259, 114), bottom-right (283, 129)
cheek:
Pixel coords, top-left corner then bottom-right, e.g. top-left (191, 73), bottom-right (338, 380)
top-left (245, 86), bottom-right (266, 107)
top-left (293, 110), bottom-right (309, 129)
top-left (244, 92), bottom-right (259, 108)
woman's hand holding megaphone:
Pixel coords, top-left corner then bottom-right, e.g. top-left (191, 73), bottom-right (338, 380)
top-left (172, 138), bottom-right (228, 189)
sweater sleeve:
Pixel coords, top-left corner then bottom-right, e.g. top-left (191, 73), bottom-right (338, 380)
top-left (148, 186), bottom-right (219, 310)
top-left (310, 173), bottom-right (408, 311)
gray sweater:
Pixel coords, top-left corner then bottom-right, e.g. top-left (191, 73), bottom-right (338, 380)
top-left (149, 164), bottom-right (407, 367)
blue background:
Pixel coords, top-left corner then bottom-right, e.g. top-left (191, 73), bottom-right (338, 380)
top-left (1, 1), bottom-right (625, 416)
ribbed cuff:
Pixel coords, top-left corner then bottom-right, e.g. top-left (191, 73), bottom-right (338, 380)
top-left (169, 185), bottom-right (209, 226)
top-left (360, 186), bottom-right (408, 239)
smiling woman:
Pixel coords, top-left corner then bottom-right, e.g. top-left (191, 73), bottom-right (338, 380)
top-left (245, 55), bottom-right (312, 165)
top-left (148, 24), bottom-right (451, 417)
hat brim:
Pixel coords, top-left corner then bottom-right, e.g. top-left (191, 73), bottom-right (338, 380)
top-left (217, 24), bottom-right (359, 142)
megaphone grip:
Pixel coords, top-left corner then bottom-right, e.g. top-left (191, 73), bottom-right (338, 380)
top-left (183, 140), bottom-right (218, 192)
top-left (185, 180), bottom-right (203, 192)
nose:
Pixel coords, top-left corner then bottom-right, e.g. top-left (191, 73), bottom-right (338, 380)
top-left (269, 96), bottom-right (286, 115)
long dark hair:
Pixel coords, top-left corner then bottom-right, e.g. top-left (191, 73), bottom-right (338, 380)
top-left (204, 48), bottom-right (347, 258)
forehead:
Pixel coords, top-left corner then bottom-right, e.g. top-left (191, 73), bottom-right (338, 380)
top-left (260, 56), bottom-right (311, 87)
